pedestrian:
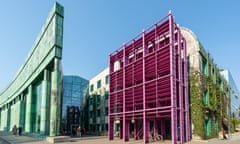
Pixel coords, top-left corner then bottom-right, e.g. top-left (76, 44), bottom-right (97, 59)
top-left (18, 125), bottom-right (22, 136)
top-left (12, 125), bottom-right (17, 135)
top-left (77, 126), bottom-right (81, 137)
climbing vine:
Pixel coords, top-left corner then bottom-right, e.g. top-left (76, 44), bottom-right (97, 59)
top-left (189, 67), bottom-right (227, 139)
top-left (190, 70), bottom-right (205, 138)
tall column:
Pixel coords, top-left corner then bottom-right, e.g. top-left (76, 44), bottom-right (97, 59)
top-left (40, 69), bottom-right (50, 135)
top-left (16, 97), bottom-right (21, 127)
top-left (19, 94), bottom-right (25, 130)
top-left (0, 107), bottom-right (6, 130)
top-left (25, 85), bottom-right (33, 132)
top-left (2, 108), bottom-right (6, 130)
top-left (50, 58), bottom-right (62, 136)
top-left (0, 108), bottom-right (3, 130)
top-left (0, 108), bottom-right (1, 129)
top-left (169, 12), bottom-right (177, 144)
top-left (7, 105), bottom-right (11, 131)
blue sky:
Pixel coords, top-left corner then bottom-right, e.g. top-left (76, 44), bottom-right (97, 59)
top-left (0, 0), bottom-right (240, 92)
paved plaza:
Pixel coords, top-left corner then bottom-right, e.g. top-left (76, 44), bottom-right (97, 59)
top-left (0, 131), bottom-right (240, 144)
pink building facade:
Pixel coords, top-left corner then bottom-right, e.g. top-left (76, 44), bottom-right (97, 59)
top-left (109, 13), bottom-right (190, 144)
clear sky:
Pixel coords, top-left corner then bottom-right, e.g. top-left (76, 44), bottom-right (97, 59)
top-left (0, 0), bottom-right (240, 92)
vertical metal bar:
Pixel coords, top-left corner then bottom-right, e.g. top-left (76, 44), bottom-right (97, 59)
top-left (178, 28), bottom-right (184, 144)
top-left (142, 30), bottom-right (148, 143)
top-left (123, 44), bottom-right (128, 141)
top-left (169, 11), bottom-right (177, 144)
top-left (108, 55), bottom-right (113, 140)
top-left (155, 24), bottom-right (158, 112)
top-left (183, 37), bottom-right (190, 141)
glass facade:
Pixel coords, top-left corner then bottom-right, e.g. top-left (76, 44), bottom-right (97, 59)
top-left (61, 76), bottom-right (88, 134)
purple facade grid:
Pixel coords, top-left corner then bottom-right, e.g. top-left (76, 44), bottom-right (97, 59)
top-left (109, 13), bottom-right (190, 144)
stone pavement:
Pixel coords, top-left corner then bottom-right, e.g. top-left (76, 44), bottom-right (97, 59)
top-left (0, 131), bottom-right (50, 144)
top-left (1, 131), bottom-right (240, 144)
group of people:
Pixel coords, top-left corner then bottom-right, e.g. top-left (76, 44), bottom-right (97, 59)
top-left (72, 126), bottom-right (86, 137)
top-left (12, 125), bottom-right (22, 136)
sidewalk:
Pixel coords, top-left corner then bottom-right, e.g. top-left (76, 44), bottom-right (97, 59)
top-left (0, 130), bottom-right (239, 144)
top-left (0, 131), bottom-right (50, 144)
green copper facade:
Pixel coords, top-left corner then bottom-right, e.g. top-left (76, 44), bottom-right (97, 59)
top-left (0, 2), bottom-right (64, 136)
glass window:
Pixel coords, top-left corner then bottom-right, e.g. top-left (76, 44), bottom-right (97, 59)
top-left (105, 75), bottom-right (109, 85)
top-left (90, 84), bottom-right (94, 92)
top-left (106, 124), bottom-right (108, 130)
top-left (97, 95), bottom-right (101, 103)
top-left (89, 111), bottom-right (93, 118)
top-left (203, 89), bottom-right (209, 105)
top-left (202, 57), bottom-right (207, 75)
top-left (104, 92), bottom-right (108, 100)
top-left (89, 98), bottom-right (93, 105)
top-left (97, 80), bottom-right (101, 89)
top-left (97, 109), bottom-right (101, 117)
top-left (105, 107), bottom-right (108, 116)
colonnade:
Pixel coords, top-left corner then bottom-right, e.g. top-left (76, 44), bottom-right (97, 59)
top-left (0, 58), bottom-right (62, 136)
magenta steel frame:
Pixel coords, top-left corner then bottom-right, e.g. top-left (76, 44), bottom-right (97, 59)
top-left (108, 12), bottom-right (190, 144)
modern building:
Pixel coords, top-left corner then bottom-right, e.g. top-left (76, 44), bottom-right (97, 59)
top-left (61, 76), bottom-right (88, 135)
top-left (109, 13), bottom-right (190, 144)
top-left (0, 2), bottom-right (64, 136)
top-left (87, 68), bottom-right (109, 135)
top-left (181, 28), bottom-right (231, 139)
top-left (220, 70), bottom-right (240, 119)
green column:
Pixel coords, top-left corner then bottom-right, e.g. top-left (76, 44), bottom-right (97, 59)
top-left (25, 85), bottom-right (33, 132)
top-left (0, 107), bottom-right (1, 127)
top-left (7, 106), bottom-right (11, 131)
top-left (15, 99), bottom-right (21, 127)
top-left (1, 107), bottom-right (6, 130)
top-left (40, 69), bottom-right (50, 135)
top-left (1, 108), bottom-right (4, 130)
top-left (10, 104), bottom-right (14, 129)
top-left (50, 58), bottom-right (62, 136)
top-left (19, 94), bottom-right (25, 130)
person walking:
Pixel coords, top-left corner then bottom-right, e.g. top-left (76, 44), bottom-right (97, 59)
top-left (18, 125), bottom-right (22, 136)
top-left (77, 126), bottom-right (81, 137)
top-left (12, 125), bottom-right (17, 135)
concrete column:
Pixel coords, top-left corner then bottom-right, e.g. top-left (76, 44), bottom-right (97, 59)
top-left (10, 104), bottom-right (15, 129)
top-left (0, 108), bottom-right (4, 130)
top-left (0, 108), bottom-right (1, 129)
top-left (25, 85), bottom-right (33, 132)
top-left (16, 98), bottom-right (21, 127)
top-left (7, 105), bottom-right (11, 131)
top-left (19, 94), bottom-right (25, 130)
top-left (3, 108), bottom-right (6, 131)
top-left (1, 107), bottom-right (7, 130)
top-left (40, 69), bottom-right (50, 135)
top-left (50, 58), bottom-right (62, 136)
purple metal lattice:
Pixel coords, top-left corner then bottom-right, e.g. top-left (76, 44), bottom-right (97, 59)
top-left (109, 12), bottom-right (190, 144)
